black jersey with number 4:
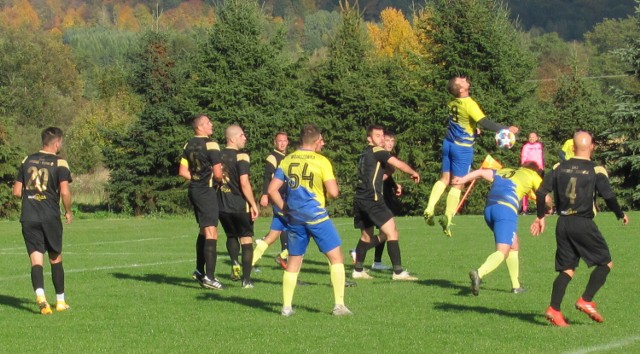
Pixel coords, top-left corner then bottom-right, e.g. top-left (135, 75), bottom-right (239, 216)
top-left (218, 147), bottom-right (251, 213)
top-left (538, 157), bottom-right (623, 219)
top-left (16, 151), bottom-right (72, 222)
top-left (355, 144), bottom-right (392, 202)
top-left (181, 136), bottom-right (221, 188)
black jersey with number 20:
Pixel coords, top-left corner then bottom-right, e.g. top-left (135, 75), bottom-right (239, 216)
top-left (16, 151), bottom-right (72, 222)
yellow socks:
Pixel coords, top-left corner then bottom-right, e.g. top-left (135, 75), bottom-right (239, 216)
top-left (425, 180), bottom-right (447, 215)
top-left (444, 188), bottom-right (461, 223)
top-left (505, 251), bottom-right (520, 288)
top-left (279, 249), bottom-right (289, 259)
top-left (478, 251), bottom-right (506, 279)
top-left (282, 271), bottom-right (299, 308)
top-left (252, 240), bottom-right (269, 266)
top-left (330, 263), bottom-right (346, 306)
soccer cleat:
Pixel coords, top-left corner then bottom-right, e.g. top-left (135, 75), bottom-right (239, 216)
top-left (392, 270), bottom-right (418, 281)
top-left (36, 296), bottom-right (52, 315)
top-left (281, 306), bottom-right (295, 317)
top-left (345, 280), bottom-right (357, 287)
top-left (575, 297), bottom-right (604, 323)
top-left (230, 264), bottom-right (241, 281)
top-left (469, 269), bottom-right (481, 296)
top-left (242, 280), bottom-right (254, 289)
top-left (423, 209), bottom-right (435, 226)
top-left (439, 216), bottom-right (452, 237)
top-left (192, 270), bottom-right (204, 286)
top-left (332, 304), bottom-right (353, 316)
top-left (351, 270), bottom-right (374, 279)
top-left (545, 306), bottom-right (569, 327)
top-left (55, 300), bottom-right (70, 312)
top-left (371, 262), bottom-right (392, 271)
top-left (274, 255), bottom-right (287, 270)
top-left (202, 277), bottom-right (225, 290)
top-left (512, 287), bottom-right (527, 294)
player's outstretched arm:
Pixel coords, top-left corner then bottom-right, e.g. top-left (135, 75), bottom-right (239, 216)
top-left (387, 156), bottom-right (420, 183)
top-left (451, 169), bottom-right (494, 186)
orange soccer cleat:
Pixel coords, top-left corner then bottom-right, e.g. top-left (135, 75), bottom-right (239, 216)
top-left (575, 297), bottom-right (604, 323)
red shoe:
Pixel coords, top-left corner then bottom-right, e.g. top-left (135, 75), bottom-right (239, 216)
top-left (575, 297), bottom-right (604, 323)
top-left (545, 306), bottom-right (569, 327)
top-left (274, 255), bottom-right (287, 270)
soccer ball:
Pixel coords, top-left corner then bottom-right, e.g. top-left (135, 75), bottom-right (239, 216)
top-left (495, 129), bottom-right (515, 149)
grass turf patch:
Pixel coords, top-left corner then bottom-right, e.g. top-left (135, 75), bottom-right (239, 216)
top-left (0, 213), bottom-right (638, 352)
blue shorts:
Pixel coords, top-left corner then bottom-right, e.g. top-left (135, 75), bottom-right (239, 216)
top-left (483, 204), bottom-right (517, 245)
top-left (441, 139), bottom-right (474, 177)
top-left (270, 210), bottom-right (288, 232)
top-left (287, 219), bottom-right (341, 256)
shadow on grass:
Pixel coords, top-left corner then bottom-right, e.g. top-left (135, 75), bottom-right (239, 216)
top-left (0, 294), bottom-right (38, 314)
top-left (111, 272), bottom-right (199, 289)
top-left (419, 278), bottom-right (474, 296)
top-left (420, 278), bottom-right (522, 297)
top-left (197, 291), bottom-right (322, 315)
top-left (433, 302), bottom-right (544, 325)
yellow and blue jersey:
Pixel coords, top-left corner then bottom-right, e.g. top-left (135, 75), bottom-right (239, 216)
top-left (274, 149), bottom-right (335, 225)
top-left (445, 96), bottom-right (486, 147)
top-left (487, 167), bottom-right (542, 214)
top-left (560, 138), bottom-right (575, 161)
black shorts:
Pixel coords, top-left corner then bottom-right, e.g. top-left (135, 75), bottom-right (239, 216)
top-left (22, 220), bottom-right (63, 255)
top-left (555, 216), bottom-right (611, 271)
top-left (219, 212), bottom-right (254, 238)
top-left (353, 198), bottom-right (394, 230)
top-left (188, 187), bottom-right (219, 228)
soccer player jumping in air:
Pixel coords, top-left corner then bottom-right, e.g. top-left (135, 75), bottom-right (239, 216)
top-left (424, 75), bottom-right (518, 237)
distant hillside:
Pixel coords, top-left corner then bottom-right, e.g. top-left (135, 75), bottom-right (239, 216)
top-left (0, 0), bottom-right (635, 40)
top-left (264, 0), bottom-right (636, 40)
top-left (503, 0), bottom-right (637, 40)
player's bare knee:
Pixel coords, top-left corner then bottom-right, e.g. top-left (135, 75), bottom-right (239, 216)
top-left (49, 253), bottom-right (62, 264)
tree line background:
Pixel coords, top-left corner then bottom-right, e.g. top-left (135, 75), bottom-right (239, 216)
top-left (1, 0), bottom-right (639, 218)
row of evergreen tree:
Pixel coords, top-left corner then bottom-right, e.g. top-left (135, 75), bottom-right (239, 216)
top-left (1, 0), bottom-right (639, 218)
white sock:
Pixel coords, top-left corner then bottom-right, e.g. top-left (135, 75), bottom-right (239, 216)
top-left (35, 288), bottom-right (45, 297)
top-left (56, 293), bottom-right (65, 302)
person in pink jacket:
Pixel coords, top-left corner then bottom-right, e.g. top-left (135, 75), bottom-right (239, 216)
top-left (520, 132), bottom-right (544, 214)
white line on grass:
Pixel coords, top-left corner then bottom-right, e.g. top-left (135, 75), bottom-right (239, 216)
top-left (67, 235), bottom-right (193, 247)
top-left (565, 335), bottom-right (640, 354)
top-left (0, 259), bottom-right (192, 282)
top-left (0, 235), bottom-right (194, 253)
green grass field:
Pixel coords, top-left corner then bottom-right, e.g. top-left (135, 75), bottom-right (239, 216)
top-left (1, 213), bottom-right (638, 353)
